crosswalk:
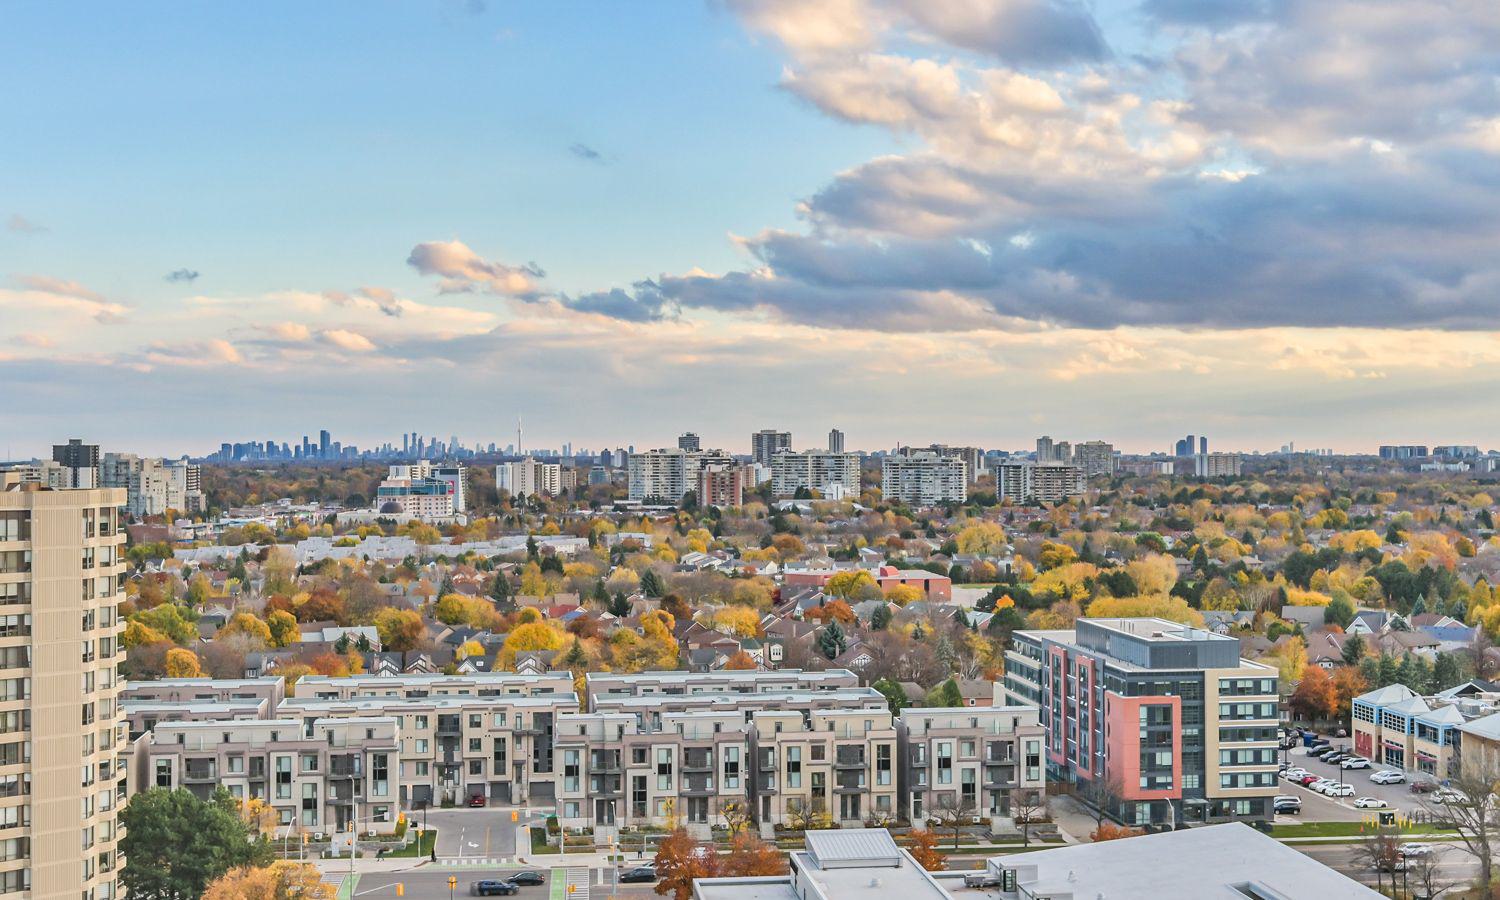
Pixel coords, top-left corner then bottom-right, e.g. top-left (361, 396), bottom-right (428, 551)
top-left (436, 857), bottom-right (514, 867)
top-left (564, 866), bottom-right (590, 900)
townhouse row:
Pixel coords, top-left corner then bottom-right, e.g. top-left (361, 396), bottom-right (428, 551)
top-left (125, 670), bottom-right (1044, 837)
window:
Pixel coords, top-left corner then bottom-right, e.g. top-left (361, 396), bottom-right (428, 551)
top-left (937, 742), bottom-right (953, 785)
top-left (0, 513), bottom-right (29, 543)
top-left (724, 747), bottom-right (740, 790)
top-left (786, 747), bottom-right (801, 789)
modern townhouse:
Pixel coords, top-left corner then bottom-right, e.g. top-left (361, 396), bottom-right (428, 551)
top-left (1352, 683), bottom-right (1469, 777)
top-left (554, 710), bottom-right (753, 833)
top-left (122, 675), bottom-right (287, 707)
top-left (143, 716), bottom-right (402, 835)
top-left (750, 708), bottom-right (900, 828)
top-left (1004, 617), bottom-right (1279, 826)
top-left (294, 672), bottom-right (574, 701)
top-left (124, 698), bottom-right (271, 742)
top-left (278, 693), bottom-right (576, 806)
top-left (584, 669), bottom-right (860, 710)
top-left (590, 688), bottom-right (890, 730)
top-left (899, 706), bottom-right (1045, 823)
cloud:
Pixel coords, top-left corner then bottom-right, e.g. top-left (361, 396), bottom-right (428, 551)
top-left (6, 214), bottom-right (46, 234)
top-left (324, 286), bottom-right (403, 317)
top-left (320, 329), bottom-right (377, 352)
top-left (165, 268), bottom-right (200, 283)
top-left (17, 333), bottom-right (54, 348)
top-left (3, 275), bottom-right (128, 322)
top-left (406, 240), bottom-right (544, 296)
top-left (261, 321), bottom-right (312, 342)
top-left (569, 143), bottom-right (604, 162)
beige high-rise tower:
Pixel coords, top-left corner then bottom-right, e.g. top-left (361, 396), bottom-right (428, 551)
top-left (0, 480), bottom-right (126, 899)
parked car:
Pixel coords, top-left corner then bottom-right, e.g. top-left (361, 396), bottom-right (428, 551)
top-left (1434, 789), bottom-right (1468, 804)
top-left (963, 872), bottom-right (1004, 888)
top-left (1341, 757), bottom-right (1371, 770)
top-left (1371, 770), bottom-right (1405, 784)
top-left (1398, 843), bottom-right (1435, 858)
top-left (471, 882), bottom-right (519, 897)
top-left (1273, 796), bottom-right (1302, 814)
top-left (1298, 774), bottom-right (1322, 786)
top-left (468, 794), bottom-right (487, 808)
top-left (1353, 797), bottom-right (1388, 809)
top-left (506, 872), bottom-right (546, 887)
top-left (620, 866), bottom-right (658, 884)
top-left (1283, 768), bottom-right (1309, 780)
top-left (1325, 783), bottom-right (1356, 798)
top-left (1410, 779), bottom-right (1439, 794)
top-left (1324, 752), bottom-right (1349, 764)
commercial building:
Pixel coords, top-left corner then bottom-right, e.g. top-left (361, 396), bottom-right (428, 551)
top-left (1194, 452), bottom-right (1243, 478)
top-left (995, 462), bottom-right (1086, 504)
top-left (881, 452), bottom-right (967, 506)
top-left (627, 448), bottom-right (733, 503)
top-left (496, 457), bottom-right (562, 498)
top-left (677, 433), bottom-right (701, 452)
top-left (750, 430), bottom-right (792, 467)
top-left (692, 828), bottom-right (952, 900)
top-left (899, 706), bottom-right (1045, 823)
top-left (1004, 618), bottom-right (1279, 826)
top-left (695, 465), bottom-right (744, 509)
top-left (375, 461), bottom-right (458, 520)
top-left (100, 453), bottom-right (204, 517)
top-left (143, 717), bottom-right (402, 834)
top-left (429, 463), bottom-right (468, 510)
top-left (1379, 445), bottom-right (1429, 460)
top-left (1351, 683), bottom-right (1469, 778)
top-left (0, 482), bottom-right (127, 900)
top-left (769, 451), bottom-right (861, 498)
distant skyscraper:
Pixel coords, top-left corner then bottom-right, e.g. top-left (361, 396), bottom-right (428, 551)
top-left (828, 428), bottom-right (845, 453)
top-left (751, 429), bottom-right (792, 467)
top-left (50, 438), bottom-right (99, 487)
top-left (1036, 436), bottom-right (1055, 462)
top-left (319, 429), bottom-right (331, 459)
top-left (1199, 436), bottom-right (1208, 454)
top-left (678, 432), bottom-right (701, 452)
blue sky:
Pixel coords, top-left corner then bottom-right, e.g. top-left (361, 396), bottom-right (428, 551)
top-left (5, 1), bottom-right (1500, 457)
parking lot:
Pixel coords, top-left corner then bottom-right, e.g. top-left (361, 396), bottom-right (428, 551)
top-left (1277, 743), bottom-right (1444, 820)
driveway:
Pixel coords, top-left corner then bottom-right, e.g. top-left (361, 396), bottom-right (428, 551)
top-left (417, 807), bottom-right (543, 863)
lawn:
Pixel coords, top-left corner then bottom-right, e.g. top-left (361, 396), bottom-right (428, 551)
top-left (385, 828), bottom-right (438, 858)
top-left (1271, 822), bottom-right (1456, 839)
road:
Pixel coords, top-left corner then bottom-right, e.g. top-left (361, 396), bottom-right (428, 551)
top-left (347, 866), bottom-right (663, 899)
top-left (1296, 841), bottom-right (1478, 892)
top-left (410, 806), bottom-right (547, 865)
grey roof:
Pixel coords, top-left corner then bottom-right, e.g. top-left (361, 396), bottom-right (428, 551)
top-left (1460, 711), bottom-right (1500, 741)
top-left (804, 828), bottom-right (904, 869)
top-left (1354, 683), bottom-right (1418, 706)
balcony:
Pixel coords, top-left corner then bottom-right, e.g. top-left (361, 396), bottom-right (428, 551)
top-left (681, 752), bottom-right (714, 774)
top-left (984, 766), bottom-right (1016, 791)
top-left (182, 762), bottom-right (218, 782)
top-left (835, 748), bottom-right (866, 769)
top-left (757, 753), bottom-right (776, 772)
top-left (329, 758), bottom-right (362, 779)
top-left (589, 754), bottom-right (623, 774)
top-left (682, 775), bottom-right (716, 796)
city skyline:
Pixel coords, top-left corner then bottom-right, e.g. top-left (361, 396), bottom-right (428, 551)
top-left (6, 2), bottom-right (1500, 453)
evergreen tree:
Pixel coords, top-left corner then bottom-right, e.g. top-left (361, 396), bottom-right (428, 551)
top-left (1411, 594), bottom-right (1428, 618)
top-left (562, 638), bottom-right (589, 671)
top-left (591, 579), bottom-right (609, 606)
top-left (1341, 633), bottom-right (1366, 666)
top-left (609, 591), bottom-right (633, 618)
top-left (640, 569), bottom-right (665, 598)
top-left (1434, 652), bottom-right (1466, 690)
top-left (1377, 653), bottom-right (1400, 688)
top-left (526, 535), bottom-right (539, 561)
top-left (817, 621), bottom-right (846, 660)
top-left (439, 574), bottom-right (456, 597)
top-left (870, 605), bottom-right (892, 631)
top-left (927, 677), bottom-right (963, 707)
top-left (872, 677), bottom-right (908, 715)
top-left (490, 571), bottom-right (514, 611)
top-left (1450, 597), bottom-right (1467, 622)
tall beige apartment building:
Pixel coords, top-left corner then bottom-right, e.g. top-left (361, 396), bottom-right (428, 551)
top-left (0, 482), bottom-right (127, 899)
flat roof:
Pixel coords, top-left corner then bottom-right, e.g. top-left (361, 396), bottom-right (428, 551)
top-left (993, 822), bottom-right (1381, 898)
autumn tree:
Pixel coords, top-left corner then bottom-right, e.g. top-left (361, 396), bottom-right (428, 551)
top-left (499, 621), bottom-right (566, 670)
top-left (374, 607), bottom-right (424, 653)
top-left (723, 650), bottom-right (758, 670)
top-left (266, 609), bottom-right (299, 648)
top-left (165, 647), bottom-right (204, 677)
top-left (1289, 664), bottom-right (1338, 723)
top-left (906, 829), bottom-right (947, 871)
top-left (1090, 823), bottom-right (1145, 842)
top-left (955, 521), bottom-right (1007, 556)
top-left (653, 828), bottom-right (720, 900)
top-left (220, 612), bottom-right (271, 645)
top-left (722, 832), bottom-right (787, 877)
top-left (202, 861), bottom-right (333, 900)
top-left (825, 570), bottom-right (877, 599)
top-left (711, 606), bottom-right (761, 638)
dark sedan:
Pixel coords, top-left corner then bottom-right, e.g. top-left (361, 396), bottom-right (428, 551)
top-left (620, 866), bottom-right (657, 883)
top-left (470, 882), bottom-right (519, 897)
top-left (506, 871), bottom-right (546, 887)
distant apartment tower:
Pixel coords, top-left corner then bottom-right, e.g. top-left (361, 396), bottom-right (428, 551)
top-left (100, 453), bottom-right (205, 517)
top-left (996, 462), bottom-right (1086, 504)
top-left (628, 448), bottom-right (734, 504)
top-left (1194, 453), bottom-right (1243, 478)
top-left (1379, 445), bottom-right (1429, 460)
top-left (750, 430), bottom-right (791, 467)
top-left (696, 465), bottom-right (744, 509)
top-left (881, 452), bottom-right (967, 505)
top-left (375, 461), bottom-right (456, 519)
top-left (828, 428), bottom-right (845, 454)
top-left (1035, 436), bottom-right (1055, 463)
top-left (677, 433), bottom-right (701, 452)
top-left (770, 451), bottom-right (861, 499)
top-left (1005, 618), bottom-right (1279, 826)
top-left (496, 457), bottom-right (561, 498)
top-left (1074, 441), bottom-right (1116, 477)
top-left (50, 438), bottom-right (100, 488)
top-left (430, 463), bottom-right (468, 509)
top-left (1173, 434), bottom-right (1204, 456)
top-left (0, 481), bottom-right (128, 898)
top-left (319, 429), bottom-right (331, 459)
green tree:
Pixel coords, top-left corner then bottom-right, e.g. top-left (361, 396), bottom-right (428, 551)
top-left (817, 621), bottom-right (846, 660)
top-left (1325, 592), bottom-right (1356, 629)
top-left (640, 569), bottom-right (665, 598)
top-left (870, 605), bottom-right (892, 631)
top-left (490, 571), bottom-right (514, 610)
top-left (121, 787), bottom-right (272, 900)
top-left (872, 677), bottom-right (909, 715)
top-left (1434, 652), bottom-right (1467, 690)
top-left (1341, 633), bottom-right (1366, 666)
top-left (609, 590), bottom-right (633, 618)
top-left (927, 677), bottom-right (964, 707)
top-left (561, 638), bottom-right (589, 671)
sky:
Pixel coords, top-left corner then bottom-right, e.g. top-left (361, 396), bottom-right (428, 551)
top-left (4, 0), bottom-right (1500, 458)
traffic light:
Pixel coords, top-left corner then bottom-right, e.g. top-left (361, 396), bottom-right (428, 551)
top-left (511, 810), bottom-right (519, 822)
top-left (447, 876), bottom-right (457, 888)
top-left (395, 885), bottom-right (404, 897)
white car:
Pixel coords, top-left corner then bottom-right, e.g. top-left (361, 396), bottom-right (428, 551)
top-left (1325, 783), bottom-right (1356, 797)
top-left (1370, 770), bottom-right (1405, 784)
top-left (1434, 789), bottom-right (1468, 804)
top-left (1283, 768), bottom-right (1310, 780)
top-left (1353, 797), bottom-right (1387, 809)
top-left (1399, 843), bottom-right (1435, 858)
top-left (1341, 757), bottom-right (1372, 770)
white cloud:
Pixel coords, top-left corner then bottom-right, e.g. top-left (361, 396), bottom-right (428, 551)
top-left (406, 240), bottom-right (543, 296)
top-left (320, 329), bottom-right (377, 352)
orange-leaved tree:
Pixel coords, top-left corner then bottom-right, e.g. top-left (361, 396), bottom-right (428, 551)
top-left (654, 827), bottom-right (720, 900)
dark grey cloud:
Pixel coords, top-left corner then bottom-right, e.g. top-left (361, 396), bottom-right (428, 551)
top-left (569, 143), bottom-right (604, 163)
top-left (560, 281), bottom-right (675, 321)
top-left (165, 268), bottom-right (200, 283)
top-left (895, 0), bottom-right (1107, 66)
